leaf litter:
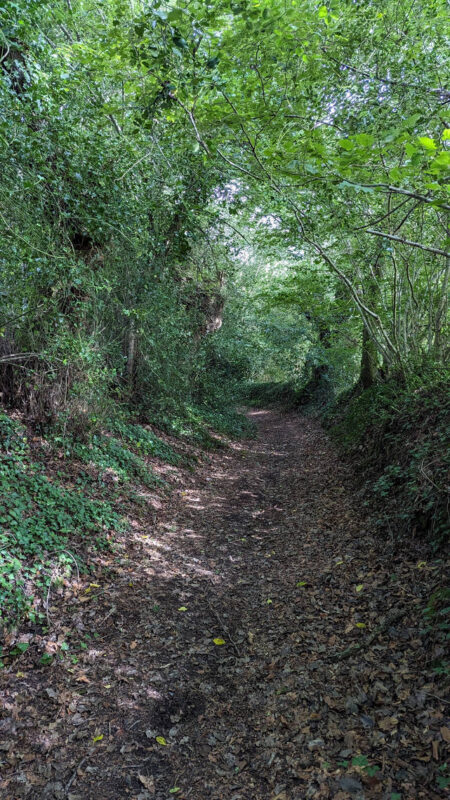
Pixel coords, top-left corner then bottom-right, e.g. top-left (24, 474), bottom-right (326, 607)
top-left (0, 410), bottom-right (448, 799)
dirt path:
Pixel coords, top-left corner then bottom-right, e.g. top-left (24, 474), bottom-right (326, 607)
top-left (1, 411), bottom-right (448, 799)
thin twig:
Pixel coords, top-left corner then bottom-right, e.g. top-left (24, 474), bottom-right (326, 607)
top-left (0, 353), bottom-right (41, 363)
top-left (334, 607), bottom-right (407, 661)
top-left (65, 756), bottom-right (88, 794)
top-left (100, 604), bottom-right (117, 623)
top-left (174, 97), bottom-right (210, 154)
top-left (207, 601), bottom-right (241, 657)
top-left (118, 149), bottom-right (154, 181)
top-left (322, 49), bottom-right (450, 99)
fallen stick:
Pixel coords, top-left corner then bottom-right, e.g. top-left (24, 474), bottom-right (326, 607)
top-left (65, 756), bottom-right (88, 794)
top-left (335, 607), bottom-right (407, 661)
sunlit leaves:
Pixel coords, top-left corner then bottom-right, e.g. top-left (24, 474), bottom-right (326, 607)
top-left (418, 136), bottom-right (437, 150)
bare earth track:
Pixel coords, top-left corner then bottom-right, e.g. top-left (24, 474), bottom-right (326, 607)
top-left (1, 411), bottom-right (448, 799)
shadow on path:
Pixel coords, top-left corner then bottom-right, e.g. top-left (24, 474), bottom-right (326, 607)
top-left (1, 411), bottom-right (446, 800)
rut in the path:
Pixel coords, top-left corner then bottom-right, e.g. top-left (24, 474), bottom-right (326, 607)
top-left (1, 411), bottom-right (447, 800)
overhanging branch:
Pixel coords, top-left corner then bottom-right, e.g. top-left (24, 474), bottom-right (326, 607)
top-left (366, 229), bottom-right (449, 258)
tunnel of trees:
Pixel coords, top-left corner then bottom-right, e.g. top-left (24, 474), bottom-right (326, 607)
top-left (0, 0), bottom-right (448, 639)
top-left (0, 3), bottom-right (449, 797)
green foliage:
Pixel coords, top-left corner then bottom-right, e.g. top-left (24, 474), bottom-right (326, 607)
top-left (112, 420), bottom-right (181, 465)
top-left (437, 764), bottom-right (450, 791)
top-left (0, 0), bottom-right (240, 432)
top-left (0, 396), bottom-right (251, 625)
top-left (325, 360), bottom-right (450, 547)
top-left (0, 452), bottom-right (120, 555)
top-left (0, 412), bottom-right (123, 624)
top-left (148, 402), bottom-right (254, 446)
top-left (63, 434), bottom-right (163, 489)
top-left (196, 406), bottom-right (255, 439)
top-left (246, 381), bottom-right (307, 410)
top-left (0, 0), bottom-right (448, 629)
top-left (1, 0), bottom-right (447, 431)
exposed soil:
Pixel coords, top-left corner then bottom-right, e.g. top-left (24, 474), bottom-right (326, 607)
top-left (1, 410), bottom-right (448, 800)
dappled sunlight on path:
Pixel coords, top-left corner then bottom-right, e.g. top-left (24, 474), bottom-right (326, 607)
top-left (1, 412), bottom-right (447, 800)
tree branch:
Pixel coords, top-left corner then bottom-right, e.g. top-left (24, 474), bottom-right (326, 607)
top-left (366, 229), bottom-right (449, 258)
top-left (108, 113), bottom-right (122, 136)
top-left (0, 353), bottom-right (42, 364)
top-left (323, 50), bottom-right (450, 100)
top-left (174, 97), bottom-right (210, 154)
top-left (342, 181), bottom-right (450, 211)
top-left (353, 197), bottom-right (412, 231)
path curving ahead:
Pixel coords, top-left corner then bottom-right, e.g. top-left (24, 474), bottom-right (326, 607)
top-left (1, 411), bottom-right (446, 799)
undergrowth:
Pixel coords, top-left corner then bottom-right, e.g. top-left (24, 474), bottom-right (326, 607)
top-left (323, 360), bottom-right (449, 549)
top-left (148, 402), bottom-right (255, 445)
top-left (324, 360), bottom-right (450, 681)
top-left (0, 400), bottom-right (252, 628)
top-left (245, 380), bottom-right (306, 410)
top-left (54, 432), bottom-right (164, 490)
top-left (112, 420), bottom-right (181, 464)
top-left (0, 412), bottom-right (123, 624)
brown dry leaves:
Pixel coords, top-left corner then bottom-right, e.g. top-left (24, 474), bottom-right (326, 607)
top-left (0, 411), bottom-right (448, 799)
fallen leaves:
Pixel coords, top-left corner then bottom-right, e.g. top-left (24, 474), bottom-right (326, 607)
top-left (1, 411), bottom-right (447, 800)
top-left (378, 716), bottom-right (399, 732)
top-left (139, 774), bottom-right (155, 793)
top-left (440, 726), bottom-right (450, 743)
top-left (75, 673), bottom-right (90, 683)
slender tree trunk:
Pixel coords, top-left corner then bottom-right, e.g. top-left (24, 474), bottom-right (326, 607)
top-left (359, 323), bottom-right (379, 389)
top-left (433, 227), bottom-right (449, 357)
top-left (357, 253), bottom-right (383, 388)
top-left (127, 319), bottom-right (136, 389)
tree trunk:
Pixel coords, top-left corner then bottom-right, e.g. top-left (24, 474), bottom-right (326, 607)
top-left (433, 228), bottom-right (449, 357)
top-left (299, 322), bottom-right (334, 406)
top-left (127, 319), bottom-right (136, 389)
top-left (358, 251), bottom-right (383, 389)
top-left (359, 323), bottom-right (379, 389)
